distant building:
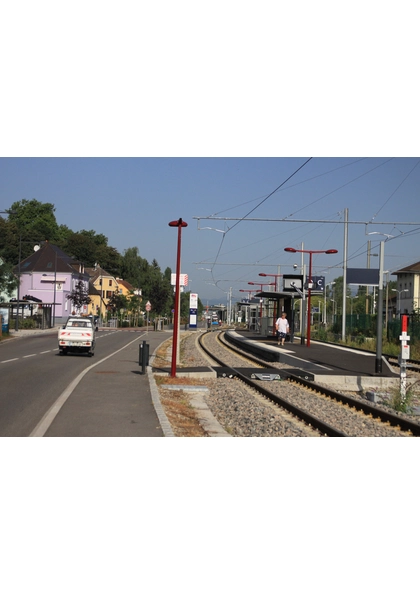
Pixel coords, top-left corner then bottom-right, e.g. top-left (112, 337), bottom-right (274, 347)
top-left (84, 265), bottom-right (119, 319)
top-left (116, 278), bottom-right (136, 298)
top-left (13, 242), bottom-right (89, 325)
top-left (392, 261), bottom-right (420, 313)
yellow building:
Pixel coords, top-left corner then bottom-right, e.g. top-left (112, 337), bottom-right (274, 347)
top-left (116, 278), bottom-right (135, 298)
top-left (85, 265), bottom-right (119, 319)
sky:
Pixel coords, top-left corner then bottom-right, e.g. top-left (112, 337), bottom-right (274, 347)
top-left (1, 157), bottom-right (420, 304)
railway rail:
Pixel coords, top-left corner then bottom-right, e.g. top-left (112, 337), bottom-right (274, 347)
top-left (197, 330), bottom-right (420, 437)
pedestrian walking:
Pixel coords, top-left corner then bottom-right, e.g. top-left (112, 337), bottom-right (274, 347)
top-left (275, 312), bottom-right (289, 346)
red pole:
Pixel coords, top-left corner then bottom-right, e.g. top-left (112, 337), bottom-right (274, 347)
top-left (169, 218), bottom-right (187, 377)
top-left (307, 252), bottom-right (313, 347)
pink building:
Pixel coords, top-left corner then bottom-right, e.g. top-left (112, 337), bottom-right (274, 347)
top-left (15, 242), bottom-right (89, 325)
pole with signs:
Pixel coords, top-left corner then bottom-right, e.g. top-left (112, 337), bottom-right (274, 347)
top-left (146, 301), bottom-right (151, 333)
top-left (399, 314), bottom-right (410, 401)
top-left (189, 292), bottom-right (198, 328)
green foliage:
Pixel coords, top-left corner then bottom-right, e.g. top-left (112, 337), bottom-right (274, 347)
top-left (385, 381), bottom-right (419, 414)
top-left (4, 200), bottom-right (60, 262)
top-left (106, 291), bottom-right (128, 313)
top-left (1, 200), bottom-right (176, 317)
top-left (0, 259), bottom-right (18, 297)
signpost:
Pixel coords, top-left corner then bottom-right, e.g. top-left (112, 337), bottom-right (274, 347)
top-left (399, 314), bottom-right (410, 401)
top-left (189, 292), bottom-right (198, 329)
top-left (146, 300), bottom-right (151, 332)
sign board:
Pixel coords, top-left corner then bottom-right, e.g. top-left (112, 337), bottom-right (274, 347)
top-left (171, 273), bottom-right (188, 286)
top-left (145, 301), bottom-right (151, 312)
top-left (189, 293), bottom-right (198, 328)
top-left (189, 293), bottom-right (198, 309)
top-left (283, 274), bottom-right (303, 292)
top-left (0, 308), bottom-right (9, 333)
top-left (347, 268), bottom-right (380, 286)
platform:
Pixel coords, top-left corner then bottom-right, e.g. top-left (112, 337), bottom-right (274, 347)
top-left (225, 330), bottom-right (400, 390)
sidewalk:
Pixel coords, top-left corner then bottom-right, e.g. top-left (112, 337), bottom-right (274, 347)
top-left (6, 327), bottom-right (59, 338)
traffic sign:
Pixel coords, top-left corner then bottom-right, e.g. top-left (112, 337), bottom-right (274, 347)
top-left (146, 301), bottom-right (151, 312)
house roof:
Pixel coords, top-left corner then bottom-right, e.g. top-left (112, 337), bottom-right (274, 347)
top-left (14, 242), bottom-right (88, 278)
top-left (85, 266), bottom-right (117, 283)
top-left (117, 278), bottom-right (135, 292)
top-left (393, 261), bottom-right (420, 274)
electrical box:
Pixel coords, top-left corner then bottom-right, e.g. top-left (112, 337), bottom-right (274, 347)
top-left (401, 344), bottom-right (410, 360)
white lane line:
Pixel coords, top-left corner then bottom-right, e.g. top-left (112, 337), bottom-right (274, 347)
top-left (23, 354), bottom-right (37, 358)
top-left (29, 333), bottom-right (148, 437)
top-left (1, 358), bottom-right (19, 363)
top-left (40, 350), bottom-right (51, 354)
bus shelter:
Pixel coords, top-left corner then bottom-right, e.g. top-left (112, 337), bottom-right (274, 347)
top-left (253, 291), bottom-right (302, 341)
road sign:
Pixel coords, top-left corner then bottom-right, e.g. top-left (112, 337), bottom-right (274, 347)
top-left (171, 273), bottom-right (188, 286)
top-left (146, 301), bottom-right (151, 312)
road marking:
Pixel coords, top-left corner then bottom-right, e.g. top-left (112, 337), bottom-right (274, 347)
top-left (40, 350), bottom-right (51, 354)
top-left (1, 358), bottom-right (19, 363)
top-left (29, 333), bottom-right (148, 437)
top-left (23, 354), bottom-right (37, 358)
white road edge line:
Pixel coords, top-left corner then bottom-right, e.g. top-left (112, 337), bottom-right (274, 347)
top-left (29, 333), bottom-right (147, 437)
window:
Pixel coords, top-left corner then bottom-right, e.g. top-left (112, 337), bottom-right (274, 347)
top-left (108, 280), bottom-right (112, 286)
top-left (106, 290), bottom-right (113, 298)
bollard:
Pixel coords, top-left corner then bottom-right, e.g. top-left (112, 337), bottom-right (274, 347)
top-left (139, 340), bottom-right (150, 374)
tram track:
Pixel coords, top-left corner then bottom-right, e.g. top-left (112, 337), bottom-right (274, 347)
top-left (198, 331), bottom-right (420, 437)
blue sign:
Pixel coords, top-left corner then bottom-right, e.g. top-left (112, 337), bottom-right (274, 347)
top-left (189, 308), bottom-right (197, 328)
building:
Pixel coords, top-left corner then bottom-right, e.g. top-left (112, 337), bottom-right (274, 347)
top-left (13, 242), bottom-right (90, 325)
top-left (116, 278), bottom-right (135, 298)
top-left (84, 265), bottom-right (119, 319)
top-left (392, 261), bottom-right (420, 314)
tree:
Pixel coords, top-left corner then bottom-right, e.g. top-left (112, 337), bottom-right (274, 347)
top-left (5, 199), bottom-right (60, 261)
top-left (120, 247), bottom-right (148, 289)
top-left (67, 279), bottom-right (91, 314)
top-left (0, 259), bottom-right (18, 298)
top-left (61, 229), bottom-right (121, 273)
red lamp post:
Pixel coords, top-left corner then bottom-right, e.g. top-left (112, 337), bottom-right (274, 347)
top-left (284, 247), bottom-right (337, 347)
top-left (258, 272), bottom-right (282, 291)
top-left (169, 218), bottom-right (188, 377)
top-left (239, 289), bottom-right (255, 299)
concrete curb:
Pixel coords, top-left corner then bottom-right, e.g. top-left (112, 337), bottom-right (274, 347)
top-left (147, 363), bottom-right (175, 437)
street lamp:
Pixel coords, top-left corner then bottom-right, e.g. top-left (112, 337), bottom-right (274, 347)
top-left (168, 218), bottom-right (188, 377)
top-left (284, 247), bottom-right (338, 347)
top-left (392, 288), bottom-right (408, 315)
top-left (258, 272), bottom-right (282, 291)
top-left (239, 289), bottom-right (255, 299)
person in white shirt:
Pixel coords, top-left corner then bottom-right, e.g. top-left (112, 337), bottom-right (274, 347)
top-left (275, 312), bottom-right (289, 346)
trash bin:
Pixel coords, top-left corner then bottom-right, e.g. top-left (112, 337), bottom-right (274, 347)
top-left (139, 340), bottom-right (150, 374)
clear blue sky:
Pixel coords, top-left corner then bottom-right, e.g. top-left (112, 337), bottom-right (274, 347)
top-left (1, 4), bottom-right (419, 303)
top-left (1, 157), bottom-right (419, 303)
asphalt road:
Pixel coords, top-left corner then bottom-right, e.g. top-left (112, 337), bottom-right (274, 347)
top-left (0, 329), bottom-right (166, 437)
